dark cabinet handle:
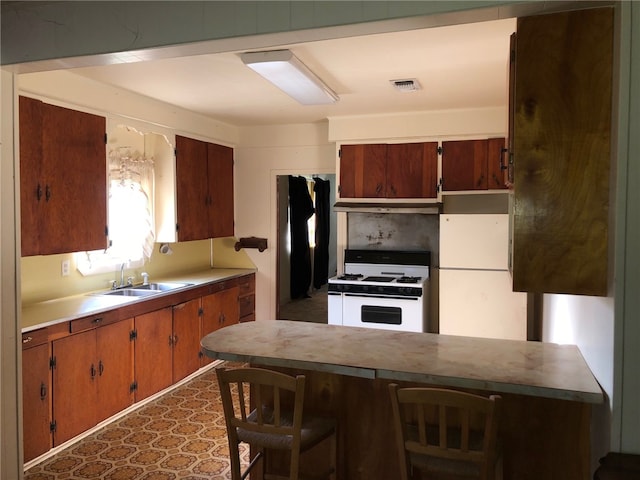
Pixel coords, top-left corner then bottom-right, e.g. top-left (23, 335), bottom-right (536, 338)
top-left (45, 185), bottom-right (51, 202)
top-left (90, 363), bottom-right (96, 379)
top-left (36, 184), bottom-right (43, 201)
top-left (98, 360), bottom-right (104, 376)
top-left (40, 382), bottom-right (47, 400)
top-left (500, 147), bottom-right (508, 171)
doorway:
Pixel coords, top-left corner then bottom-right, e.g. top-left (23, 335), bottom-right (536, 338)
top-left (276, 174), bottom-right (337, 323)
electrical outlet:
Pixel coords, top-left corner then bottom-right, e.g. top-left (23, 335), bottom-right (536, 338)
top-left (61, 259), bottom-right (70, 277)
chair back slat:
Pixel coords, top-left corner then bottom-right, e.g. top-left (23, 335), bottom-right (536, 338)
top-left (217, 366), bottom-right (336, 480)
top-left (389, 384), bottom-right (502, 480)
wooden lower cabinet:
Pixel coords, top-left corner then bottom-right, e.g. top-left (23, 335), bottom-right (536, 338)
top-left (52, 319), bottom-right (134, 445)
top-left (22, 342), bottom-right (51, 462)
top-left (23, 275), bottom-right (255, 460)
top-left (134, 308), bottom-right (173, 402)
top-left (172, 298), bottom-right (202, 382)
top-left (201, 286), bottom-right (240, 366)
top-left (238, 274), bottom-right (256, 323)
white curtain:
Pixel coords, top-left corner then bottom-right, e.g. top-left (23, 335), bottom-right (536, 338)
top-left (107, 147), bottom-right (155, 262)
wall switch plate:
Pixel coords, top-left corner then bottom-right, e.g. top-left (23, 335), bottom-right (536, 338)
top-left (61, 259), bottom-right (70, 277)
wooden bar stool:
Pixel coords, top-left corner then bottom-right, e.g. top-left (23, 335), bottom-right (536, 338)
top-left (388, 384), bottom-right (502, 480)
top-left (217, 366), bottom-right (337, 480)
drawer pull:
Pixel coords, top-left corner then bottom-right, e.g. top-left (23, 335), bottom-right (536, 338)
top-left (22, 336), bottom-right (33, 344)
top-left (92, 317), bottom-right (103, 324)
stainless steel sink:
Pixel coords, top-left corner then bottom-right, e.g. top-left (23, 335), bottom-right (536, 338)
top-left (101, 288), bottom-right (159, 297)
top-left (135, 282), bottom-right (193, 291)
top-left (94, 281), bottom-right (193, 298)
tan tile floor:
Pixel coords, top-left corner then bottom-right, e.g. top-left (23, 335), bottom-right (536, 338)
top-left (24, 364), bottom-right (248, 480)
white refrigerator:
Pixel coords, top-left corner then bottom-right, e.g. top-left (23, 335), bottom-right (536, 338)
top-left (439, 214), bottom-right (527, 340)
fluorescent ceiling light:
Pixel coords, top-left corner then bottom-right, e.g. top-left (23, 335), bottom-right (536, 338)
top-left (240, 50), bottom-right (339, 105)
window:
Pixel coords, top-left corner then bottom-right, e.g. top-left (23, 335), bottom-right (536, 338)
top-left (76, 146), bottom-right (155, 275)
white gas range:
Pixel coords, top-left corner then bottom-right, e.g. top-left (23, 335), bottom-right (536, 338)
top-left (328, 249), bottom-right (430, 332)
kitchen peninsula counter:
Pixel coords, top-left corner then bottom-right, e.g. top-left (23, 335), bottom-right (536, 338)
top-left (202, 320), bottom-right (602, 480)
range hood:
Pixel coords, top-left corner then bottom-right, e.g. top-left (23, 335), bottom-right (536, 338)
top-left (333, 201), bottom-right (441, 214)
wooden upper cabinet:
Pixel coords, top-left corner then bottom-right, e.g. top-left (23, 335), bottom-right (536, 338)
top-left (175, 135), bottom-right (234, 241)
top-left (387, 142), bottom-right (439, 198)
top-left (208, 142), bottom-right (235, 238)
top-left (19, 96), bottom-right (107, 256)
top-left (339, 144), bottom-right (387, 198)
top-left (339, 142), bottom-right (438, 199)
top-left (176, 135), bottom-right (209, 241)
top-left (442, 138), bottom-right (507, 192)
top-left (512, 8), bottom-right (613, 296)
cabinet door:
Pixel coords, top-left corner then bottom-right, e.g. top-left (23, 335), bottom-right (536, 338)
top-left (172, 298), bottom-right (202, 382)
top-left (176, 135), bottom-right (209, 241)
top-left (95, 319), bottom-right (134, 423)
top-left (442, 139), bottom-right (488, 191)
top-left (134, 308), bottom-right (173, 401)
top-left (208, 142), bottom-right (234, 238)
top-left (339, 144), bottom-right (387, 198)
top-left (22, 343), bottom-right (51, 462)
top-left (201, 287), bottom-right (240, 365)
top-left (19, 96), bottom-right (44, 257)
top-left (386, 142), bottom-right (438, 198)
top-left (52, 330), bottom-right (96, 445)
top-left (512, 8), bottom-right (612, 295)
top-left (40, 103), bottom-right (107, 255)
top-left (486, 137), bottom-right (508, 190)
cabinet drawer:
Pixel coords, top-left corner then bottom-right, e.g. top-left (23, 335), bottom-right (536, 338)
top-left (239, 274), bottom-right (255, 296)
top-left (22, 328), bottom-right (49, 349)
top-left (239, 294), bottom-right (255, 318)
top-left (69, 311), bottom-right (118, 334)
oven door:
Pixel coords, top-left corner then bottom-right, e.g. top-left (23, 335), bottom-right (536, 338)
top-left (342, 292), bottom-right (424, 332)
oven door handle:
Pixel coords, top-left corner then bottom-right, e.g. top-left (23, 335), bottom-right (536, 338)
top-left (344, 293), bottom-right (420, 301)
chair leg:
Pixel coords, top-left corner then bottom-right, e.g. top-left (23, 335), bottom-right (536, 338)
top-left (329, 430), bottom-right (337, 480)
top-left (228, 441), bottom-right (242, 480)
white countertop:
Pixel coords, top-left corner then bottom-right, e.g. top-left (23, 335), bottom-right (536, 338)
top-left (21, 268), bottom-right (255, 332)
top-left (201, 320), bottom-right (603, 404)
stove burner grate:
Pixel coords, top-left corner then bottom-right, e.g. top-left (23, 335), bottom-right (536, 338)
top-left (362, 276), bottom-right (395, 283)
top-left (338, 273), bottom-right (363, 281)
top-left (397, 276), bottom-right (422, 284)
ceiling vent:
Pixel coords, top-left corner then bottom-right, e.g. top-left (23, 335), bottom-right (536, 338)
top-left (390, 78), bottom-right (422, 92)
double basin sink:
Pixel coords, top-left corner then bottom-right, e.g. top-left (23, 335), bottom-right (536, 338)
top-left (97, 282), bottom-right (193, 298)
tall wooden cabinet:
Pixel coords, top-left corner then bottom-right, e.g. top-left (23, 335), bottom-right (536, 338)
top-left (339, 142), bottom-right (438, 198)
top-left (511, 8), bottom-right (613, 296)
top-left (175, 135), bottom-right (234, 241)
top-left (19, 96), bottom-right (108, 257)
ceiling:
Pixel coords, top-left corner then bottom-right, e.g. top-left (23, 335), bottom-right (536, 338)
top-left (69, 17), bottom-right (517, 127)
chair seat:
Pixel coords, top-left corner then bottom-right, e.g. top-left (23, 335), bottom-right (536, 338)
top-left (238, 407), bottom-right (336, 451)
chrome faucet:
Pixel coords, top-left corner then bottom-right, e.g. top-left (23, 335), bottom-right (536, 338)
top-left (120, 263), bottom-right (125, 288)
